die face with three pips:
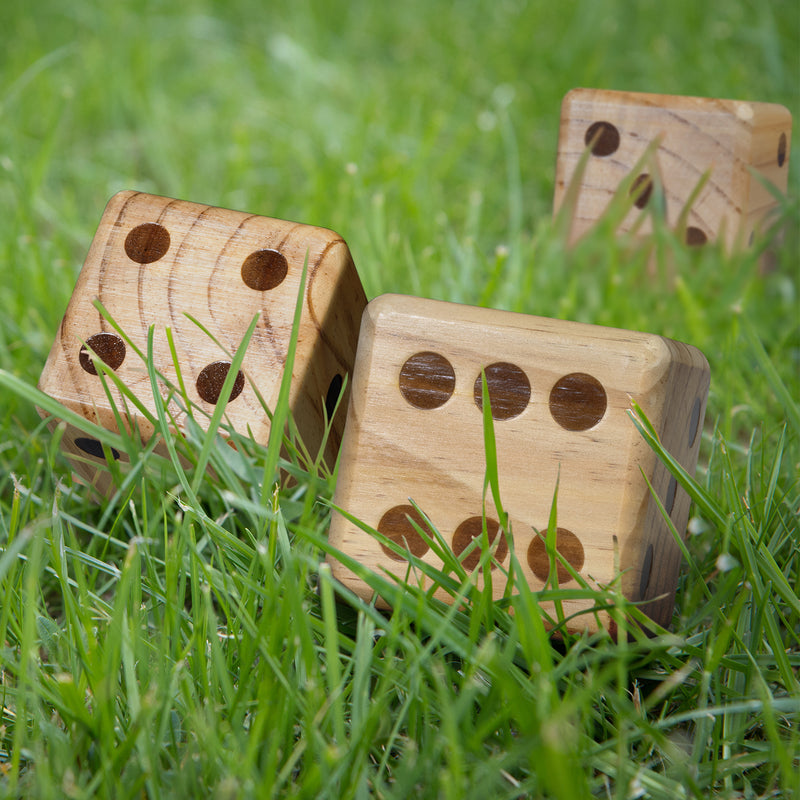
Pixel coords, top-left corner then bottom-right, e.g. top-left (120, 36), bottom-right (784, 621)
top-left (328, 294), bottom-right (710, 632)
top-left (554, 88), bottom-right (792, 249)
top-left (37, 191), bottom-right (367, 495)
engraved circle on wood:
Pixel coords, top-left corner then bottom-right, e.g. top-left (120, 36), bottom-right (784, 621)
top-left (685, 227), bottom-right (708, 246)
top-left (549, 373), bottom-right (607, 431)
top-left (75, 437), bottom-right (121, 461)
top-left (124, 223), bottom-right (171, 263)
top-left (452, 516), bottom-right (507, 571)
top-left (527, 528), bottom-right (585, 584)
top-left (196, 362), bottom-right (245, 404)
top-left (378, 504), bottom-right (430, 561)
top-left (399, 352), bottom-right (456, 409)
top-left (688, 396), bottom-right (702, 448)
top-left (241, 249), bottom-right (289, 291)
top-left (630, 173), bottom-right (654, 209)
top-left (639, 543), bottom-right (654, 598)
top-left (585, 121), bottom-right (620, 157)
top-left (325, 373), bottom-right (344, 420)
top-left (79, 333), bottom-right (127, 375)
top-left (665, 476), bottom-right (678, 516)
top-left (473, 362), bottom-right (531, 420)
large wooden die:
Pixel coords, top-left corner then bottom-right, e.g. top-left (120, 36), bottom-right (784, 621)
top-left (553, 88), bottom-right (792, 248)
top-left (38, 191), bottom-right (366, 494)
top-left (328, 295), bottom-right (710, 631)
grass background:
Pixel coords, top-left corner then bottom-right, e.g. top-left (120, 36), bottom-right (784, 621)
top-left (1, 0), bottom-right (799, 797)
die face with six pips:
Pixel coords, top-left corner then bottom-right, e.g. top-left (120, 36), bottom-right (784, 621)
top-left (37, 190), bottom-right (366, 495)
top-left (328, 294), bottom-right (710, 633)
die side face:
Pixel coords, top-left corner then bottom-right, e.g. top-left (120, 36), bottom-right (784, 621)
top-left (553, 88), bottom-right (792, 249)
top-left (328, 295), bottom-right (709, 632)
top-left (634, 338), bottom-right (710, 627)
top-left (38, 191), bottom-right (366, 490)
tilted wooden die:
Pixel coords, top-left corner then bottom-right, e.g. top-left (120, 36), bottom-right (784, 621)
top-left (38, 191), bottom-right (367, 495)
top-left (553, 88), bottom-right (792, 248)
top-left (328, 295), bottom-right (710, 632)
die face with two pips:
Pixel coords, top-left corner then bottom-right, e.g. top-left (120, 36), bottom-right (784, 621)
top-left (37, 191), bottom-right (366, 494)
top-left (554, 88), bottom-right (792, 249)
top-left (328, 294), bottom-right (710, 632)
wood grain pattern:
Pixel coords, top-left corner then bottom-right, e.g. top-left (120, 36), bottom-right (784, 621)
top-left (38, 191), bottom-right (366, 493)
top-left (328, 294), bottom-right (710, 632)
top-left (553, 88), bottom-right (792, 249)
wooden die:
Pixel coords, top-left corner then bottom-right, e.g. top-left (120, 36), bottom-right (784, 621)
top-left (553, 88), bottom-right (792, 248)
top-left (328, 294), bottom-right (710, 632)
top-left (38, 191), bottom-right (366, 495)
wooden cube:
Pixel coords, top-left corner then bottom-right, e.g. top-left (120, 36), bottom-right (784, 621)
top-left (328, 295), bottom-right (710, 632)
top-left (38, 191), bottom-right (366, 495)
top-left (553, 88), bottom-right (792, 248)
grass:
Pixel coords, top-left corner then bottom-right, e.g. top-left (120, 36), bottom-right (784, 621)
top-left (1, 0), bottom-right (799, 797)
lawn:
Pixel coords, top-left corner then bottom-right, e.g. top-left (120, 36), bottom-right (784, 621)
top-left (1, 0), bottom-right (799, 797)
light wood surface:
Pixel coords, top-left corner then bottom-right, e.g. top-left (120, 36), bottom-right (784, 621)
top-left (553, 88), bottom-right (792, 249)
top-left (38, 191), bottom-right (366, 493)
top-left (328, 294), bottom-right (710, 632)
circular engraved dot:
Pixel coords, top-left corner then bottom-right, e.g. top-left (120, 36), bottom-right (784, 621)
top-left (778, 132), bottom-right (787, 168)
top-left (630, 173), bottom-right (654, 209)
top-left (665, 476), bottom-right (677, 515)
top-left (78, 333), bottom-right (127, 375)
top-left (527, 528), bottom-right (585, 584)
top-left (549, 373), bottom-right (607, 431)
top-left (124, 223), bottom-right (170, 263)
top-left (241, 249), bottom-right (289, 291)
top-left (325, 373), bottom-right (344, 420)
top-left (473, 362), bottom-right (531, 420)
top-left (74, 437), bottom-right (121, 461)
top-left (686, 226), bottom-right (708, 246)
top-left (639, 543), bottom-right (654, 598)
top-left (585, 121), bottom-right (620, 157)
top-left (377, 505), bottom-right (430, 561)
top-left (196, 362), bottom-right (245, 404)
top-left (399, 352), bottom-right (456, 409)
top-left (452, 516), bottom-right (508, 572)
top-left (688, 396), bottom-right (702, 448)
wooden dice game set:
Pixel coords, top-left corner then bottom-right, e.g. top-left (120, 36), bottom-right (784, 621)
top-left (37, 90), bottom-right (792, 632)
